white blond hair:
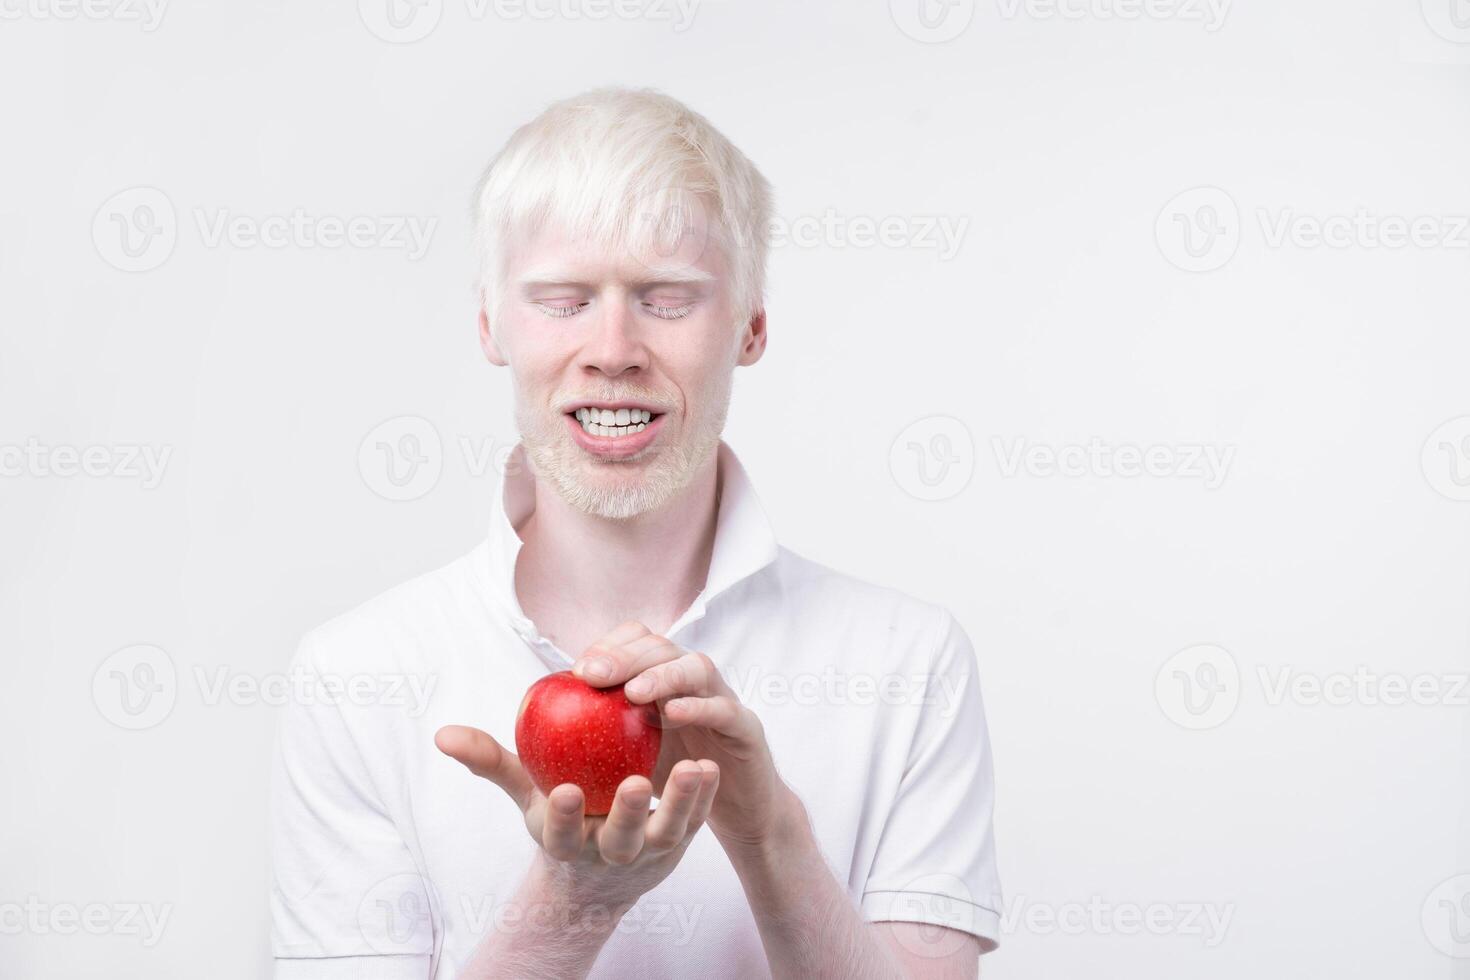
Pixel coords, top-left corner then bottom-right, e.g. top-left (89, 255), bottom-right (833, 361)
top-left (472, 87), bottom-right (773, 330)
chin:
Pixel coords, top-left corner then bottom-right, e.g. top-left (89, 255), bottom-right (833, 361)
top-left (528, 429), bottom-right (715, 520)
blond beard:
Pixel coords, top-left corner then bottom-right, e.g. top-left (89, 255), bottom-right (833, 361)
top-left (515, 379), bottom-right (730, 520)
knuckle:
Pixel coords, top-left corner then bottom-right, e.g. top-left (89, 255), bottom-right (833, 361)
top-left (690, 651), bottom-right (716, 679)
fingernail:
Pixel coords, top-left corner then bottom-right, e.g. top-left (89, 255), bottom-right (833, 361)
top-left (581, 657), bottom-right (612, 681)
top-left (674, 770), bottom-right (700, 792)
top-left (625, 675), bottom-right (652, 698)
top-left (554, 794), bottom-right (581, 815)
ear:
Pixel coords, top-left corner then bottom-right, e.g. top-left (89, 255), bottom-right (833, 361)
top-left (736, 307), bottom-right (767, 366)
top-left (478, 305), bottom-right (508, 367)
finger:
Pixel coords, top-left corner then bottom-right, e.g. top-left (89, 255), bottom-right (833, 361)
top-left (587, 621), bottom-right (652, 656)
top-left (623, 650), bottom-right (727, 704)
top-left (576, 631), bottom-right (682, 688)
top-left (662, 695), bottom-right (755, 740)
top-left (644, 762), bottom-right (704, 851)
top-left (435, 725), bottom-right (536, 810)
top-left (596, 776), bottom-right (652, 865)
top-left (541, 784), bottom-right (586, 862)
top-left (686, 760), bottom-right (720, 836)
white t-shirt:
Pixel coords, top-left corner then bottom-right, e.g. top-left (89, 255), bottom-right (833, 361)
top-left (270, 443), bottom-right (1002, 979)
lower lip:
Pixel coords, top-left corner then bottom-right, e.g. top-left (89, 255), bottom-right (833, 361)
top-left (565, 412), bottom-right (665, 459)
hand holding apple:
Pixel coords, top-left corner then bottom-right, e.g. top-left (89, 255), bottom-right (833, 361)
top-left (572, 621), bottom-right (803, 856)
top-left (435, 687), bottom-right (719, 908)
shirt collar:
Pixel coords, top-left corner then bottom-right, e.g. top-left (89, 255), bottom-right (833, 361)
top-left (482, 441), bottom-right (779, 653)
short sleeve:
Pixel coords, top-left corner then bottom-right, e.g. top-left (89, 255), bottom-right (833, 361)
top-left (270, 632), bottom-right (434, 979)
top-left (860, 609), bottom-right (1003, 952)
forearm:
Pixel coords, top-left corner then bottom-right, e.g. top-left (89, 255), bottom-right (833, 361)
top-left (720, 791), bottom-right (907, 980)
top-left (456, 851), bottom-right (634, 980)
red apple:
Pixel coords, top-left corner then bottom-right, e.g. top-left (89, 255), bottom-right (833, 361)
top-left (514, 670), bottom-right (662, 817)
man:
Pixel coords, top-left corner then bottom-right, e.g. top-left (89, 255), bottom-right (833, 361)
top-left (271, 87), bottom-right (1001, 979)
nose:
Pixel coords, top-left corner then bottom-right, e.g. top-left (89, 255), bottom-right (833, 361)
top-left (579, 295), bottom-right (648, 378)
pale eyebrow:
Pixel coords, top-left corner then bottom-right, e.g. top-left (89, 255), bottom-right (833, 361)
top-left (515, 265), bottom-right (716, 292)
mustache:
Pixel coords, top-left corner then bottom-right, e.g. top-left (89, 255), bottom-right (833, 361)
top-left (551, 383), bottom-right (679, 414)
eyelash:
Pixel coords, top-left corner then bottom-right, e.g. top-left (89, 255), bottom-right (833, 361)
top-left (535, 302), bottom-right (693, 321)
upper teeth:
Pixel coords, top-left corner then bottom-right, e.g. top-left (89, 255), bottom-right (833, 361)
top-left (574, 407), bottom-right (653, 436)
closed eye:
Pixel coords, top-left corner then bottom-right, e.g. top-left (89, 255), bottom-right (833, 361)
top-left (645, 302), bottom-right (692, 320)
top-left (535, 301), bottom-right (589, 319)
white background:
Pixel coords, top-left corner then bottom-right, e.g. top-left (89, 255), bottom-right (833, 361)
top-left (3, 1), bottom-right (1469, 977)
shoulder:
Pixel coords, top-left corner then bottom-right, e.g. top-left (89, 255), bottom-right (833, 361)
top-left (294, 544), bottom-right (487, 675)
top-left (753, 547), bottom-right (972, 670)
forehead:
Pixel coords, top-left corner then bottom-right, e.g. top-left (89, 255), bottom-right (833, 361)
top-left (505, 219), bottom-right (729, 289)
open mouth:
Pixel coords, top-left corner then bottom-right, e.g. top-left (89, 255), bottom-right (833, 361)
top-left (569, 406), bottom-right (662, 439)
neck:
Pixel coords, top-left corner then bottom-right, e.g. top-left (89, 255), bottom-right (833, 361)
top-left (514, 451), bottom-right (722, 658)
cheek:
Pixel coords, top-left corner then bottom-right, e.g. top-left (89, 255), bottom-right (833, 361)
top-left (660, 332), bottom-right (737, 414)
top-left (500, 321), bottom-right (575, 386)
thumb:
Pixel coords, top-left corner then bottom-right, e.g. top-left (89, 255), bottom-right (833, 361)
top-left (435, 725), bottom-right (536, 810)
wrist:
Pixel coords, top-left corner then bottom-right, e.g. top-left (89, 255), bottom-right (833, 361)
top-left (718, 784), bottom-right (812, 869)
top-left (526, 850), bottom-right (639, 929)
